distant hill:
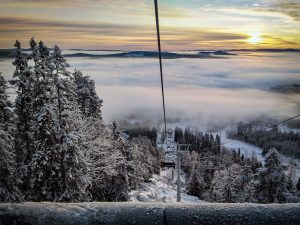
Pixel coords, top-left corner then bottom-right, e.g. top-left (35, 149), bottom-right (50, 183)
top-left (1, 48), bottom-right (299, 59)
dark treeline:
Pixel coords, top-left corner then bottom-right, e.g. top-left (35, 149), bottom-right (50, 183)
top-left (124, 127), bottom-right (157, 146)
top-left (287, 119), bottom-right (300, 129)
top-left (174, 127), bottom-right (220, 154)
top-left (227, 122), bottom-right (300, 158)
top-left (0, 39), bottom-right (159, 203)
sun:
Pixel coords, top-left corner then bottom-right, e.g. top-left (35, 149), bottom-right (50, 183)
top-left (247, 32), bottom-right (262, 44)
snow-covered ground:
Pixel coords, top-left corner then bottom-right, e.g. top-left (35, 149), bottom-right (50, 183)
top-left (130, 126), bottom-right (300, 203)
top-left (279, 124), bottom-right (300, 134)
top-left (130, 138), bottom-right (203, 203)
top-left (220, 130), bottom-right (264, 161)
top-left (129, 169), bottom-right (203, 203)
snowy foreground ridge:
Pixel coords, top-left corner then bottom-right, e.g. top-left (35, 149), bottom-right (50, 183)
top-left (0, 202), bottom-right (300, 225)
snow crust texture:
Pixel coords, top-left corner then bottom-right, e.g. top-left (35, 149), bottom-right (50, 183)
top-left (0, 202), bottom-right (300, 225)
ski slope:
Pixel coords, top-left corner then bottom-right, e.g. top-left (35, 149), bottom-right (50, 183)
top-left (129, 169), bottom-right (203, 203)
top-left (130, 140), bottom-right (203, 203)
top-left (220, 129), bottom-right (300, 180)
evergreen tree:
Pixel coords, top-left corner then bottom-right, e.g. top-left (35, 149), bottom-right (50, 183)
top-left (150, 127), bottom-right (157, 146)
top-left (208, 164), bottom-right (242, 202)
top-left (0, 73), bottom-right (13, 128)
top-left (0, 73), bottom-right (22, 202)
top-left (73, 69), bottom-right (102, 118)
top-left (27, 39), bottom-right (63, 201)
top-left (187, 168), bottom-right (205, 197)
top-left (28, 42), bottom-right (89, 201)
top-left (10, 40), bottom-right (35, 193)
top-left (38, 41), bottom-right (50, 59)
top-left (256, 148), bottom-right (288, 203)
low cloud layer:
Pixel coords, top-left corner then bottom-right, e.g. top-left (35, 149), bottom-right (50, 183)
top-left (1, 51), bottom-right (299, 130)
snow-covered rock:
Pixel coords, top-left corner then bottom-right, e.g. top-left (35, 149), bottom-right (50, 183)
top-left (137, 193), bottom-right (151, 202)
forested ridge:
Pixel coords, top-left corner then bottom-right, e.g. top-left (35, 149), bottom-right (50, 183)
top-left (0, 39), bottom-right (159, 202)
top-left (227, 122), bottom-right (300, 158)
top-left (175, 126), bottom-right (300, 203)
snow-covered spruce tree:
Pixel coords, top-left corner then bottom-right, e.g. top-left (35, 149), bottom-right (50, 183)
top-left (28, 39), bottom-right (62, 201)
top-left (0, 73), bottom-right (22, 202)
top-left (49, 44), bottom-right (88, 202)
top-left (206, 164), bottom-right (243, 202)
top-left (10, 40), bottom-right (35, 193)
top-left (131, 137), bottom-right (160, 183)
top-left (187, 167), bottom-right (205, 198)
top-left (79, 117), bottom-right (129, 201)
top-left (73, 70), bottom-right (128, 201)
top-left (73, 69), bottom-right (102, 118)
top-left (256, 148), bottom-right (288, 203)
top-left (38, 41), bottom-right (50, 59)
top-left (28, 43), bottom-right (89, 201)
top-left (186, 151), bottom-right (206, 198)
top-left (0, 73), bottom-right (13, 129)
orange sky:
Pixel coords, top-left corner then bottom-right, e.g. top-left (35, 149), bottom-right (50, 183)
top-left (0, 0), bottom-right (299, 50)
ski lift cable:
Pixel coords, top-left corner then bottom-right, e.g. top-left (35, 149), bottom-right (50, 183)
top-left (154, 0), bottom-right (167, 135)
top-left (199, 114), bottom-right (300, 152)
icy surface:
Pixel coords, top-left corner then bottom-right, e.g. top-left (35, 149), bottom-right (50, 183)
top-left (1, 202), bottom-right (300, 225)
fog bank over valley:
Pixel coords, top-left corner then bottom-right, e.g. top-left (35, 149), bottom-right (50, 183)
top-left (1, 51), bottom-right (299, 131)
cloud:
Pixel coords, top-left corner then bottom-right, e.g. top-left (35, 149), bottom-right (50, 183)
top-left (1, 48), bottom-right (299, 129)
top-left (60, 54), bottom-right (300, 128)
top-left (255, 0), bottom-right (300, 21)
top-left (0, 0), bottom-right (299, 49)
top-left (0, 0), bottom-right (146, 8)
top-left (261, 35), bottom-right (298, 45)
top-left (0, 16), bottom-right (253, 50)
top-left (275, 1), bottom-right (300, 20)
top-left (0, 17), bottom-right (143, 33)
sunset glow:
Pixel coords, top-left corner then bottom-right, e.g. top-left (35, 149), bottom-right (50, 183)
top-left (247, 32), bottom-right (262, 44)
top-left (0, 0), bottom-right (299, 50)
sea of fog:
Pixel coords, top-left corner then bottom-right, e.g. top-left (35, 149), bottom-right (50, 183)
top-left (0, 51), bottom-right (299, 131)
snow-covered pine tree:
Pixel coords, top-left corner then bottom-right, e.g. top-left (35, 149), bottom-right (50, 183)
top-left (29, 43), bottom-right (89, 202)
top-left (38, 41), bottom-right (50, 59)
top-left (79, 116), bottom-right (129, 201)
top-left (53, 46), bottom-right (89, 201)
top-left (73, 69), bottom-right (102, 118)
top-left (0, 73), bottom-right (22, 202)
top-left (50, 45), bottom-right (88, 201)
top-left (10, 40), bottom-right (35, 193)
top-left (186, 151), bottom-right (205, 197)
top-left (256, 148), bottom-right (288, 203)
top-left (0, 73), bottom-right (13, 129)
top-left (207, 164), bottom-right (242, 202)
top-left (30, 38), bottom-right (52, 113)
top-left (28, 39), bottom-right (62, 201)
